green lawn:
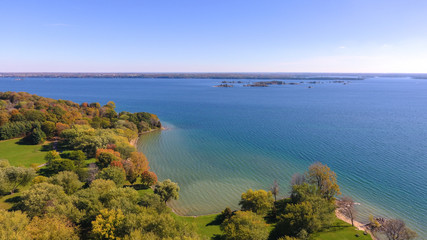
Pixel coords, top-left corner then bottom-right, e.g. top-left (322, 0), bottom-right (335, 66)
top-left (0, 138), bottom-right (50, 167)
top-left (173, 213), bottom-right (371, 240)
top-left (312, 218), bottom-right (372, 240)
top-left (173, 213), bottom-right (222, 239)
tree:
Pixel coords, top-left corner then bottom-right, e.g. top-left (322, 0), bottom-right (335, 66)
top-left (306, 162), bottom-right (340, 200)
top-left (18, 182), bottom-right (75, 218)
top-left (0, 166), bottom-right (35, 194)
top-left (49, 171), bottom-right (83, 195)
top-left (129, 152), bottom-right (149, 175)
top-left (0, 209), bottom-right (30, 240)
top-left (290, 173), bottom-right (305, 186)
top-left (239, 189), bottom-right (274, 215)
top-left (220, 211), bottom-right (269, 240)
top-left (60, 150), bottom-right (86, 169)
top-left (279, 194), bottom-right (335, 236)
top-left (154, 179), bottom-right (180, 203)
top-left (25, 215), bottom-right (79, 240)
top-left (92, 208), bottom-right (125, 240)
top-left (381, 219), bottom-right (417, 240)
top-left (45, 150), bottom-right (61, 165)
top-left (41, 121), bottom-right (56, 138)
top-left (271, 180), bottom-right (279, 202)
top-left (337, 195), bottom-right (356, 226)
top-left (24, 127), bottom-right (46, 144)
top-left (96, 152), bottom-right (119, 169)
top-left (47, 159), bottom-right (75, 174)
top-left (140, 171), bottom-right (157, 188)
top-left (96, 166), bottom-right (126, 187)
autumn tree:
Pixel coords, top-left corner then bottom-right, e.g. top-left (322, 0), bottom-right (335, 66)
top-left (337, 195), bottom-right (356, 226)
top-left (129, 152), bottom-right (149, 176)
top-left (220, 211), bottom-right (269, 240)
top-left (96, 149), bottom-right (121, 169)
top-left (0, 209), bottom-right (30, 240)
top-left (306, 162), bottom-right (340, 200)
top-left (239, 189), bottom-right (274, 215)
top-left (25, 215), bottom-right (79, 240)
top-left (92, 208), bottom-right (125, 240)
top-left (140, 171), bottom-right (157, 188)
top-left (154, 179), bottom-right (180, 203)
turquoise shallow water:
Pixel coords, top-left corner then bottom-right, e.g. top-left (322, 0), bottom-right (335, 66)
top-left (0, 77), bottom-right (426, 238)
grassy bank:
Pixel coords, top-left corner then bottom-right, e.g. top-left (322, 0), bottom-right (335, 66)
top-left (0, 138), bottom-right (50, 167)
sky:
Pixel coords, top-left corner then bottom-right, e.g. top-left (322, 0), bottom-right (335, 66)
top-left (1, 0), bottom-right (427, 73)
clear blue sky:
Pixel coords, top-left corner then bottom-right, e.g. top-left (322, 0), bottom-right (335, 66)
top-left (1, 0), bottom-right (426, 73)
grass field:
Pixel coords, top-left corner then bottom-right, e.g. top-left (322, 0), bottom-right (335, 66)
top-left (0, 138), bottom-right (50, 167)
top-left (173, 213), bottom-right (222, 239)
top-left (313, 218), bottom-right (372, 240)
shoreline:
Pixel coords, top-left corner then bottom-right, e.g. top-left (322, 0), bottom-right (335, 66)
top-left (129, 127), bottom-right (166, 147)
top-left (335, 210), bottom-right (376, 239)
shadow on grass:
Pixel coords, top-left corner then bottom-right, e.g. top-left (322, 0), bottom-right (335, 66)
top-left (130, 184), bottom-right (150, 190)
top-left (5, 195), bottom-right (22, 204)
top-left (14, 139), bottom-right (53, 152)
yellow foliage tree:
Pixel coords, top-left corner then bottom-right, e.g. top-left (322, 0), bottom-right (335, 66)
top-left (92, 209), bottom-right (125, 240)
top-left (307, 162), bottom-right (341, 200)
top-left (25, 215), bottom-right (79, 240)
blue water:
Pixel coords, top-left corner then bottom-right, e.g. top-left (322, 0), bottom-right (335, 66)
top-left (0, 77), bottom-right (426, 238)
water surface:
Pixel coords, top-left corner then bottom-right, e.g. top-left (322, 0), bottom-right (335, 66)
top-left (0, 77), bottom-right (426, 238)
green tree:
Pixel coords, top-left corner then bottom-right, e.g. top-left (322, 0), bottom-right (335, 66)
top-left (18, 182), bottom-right (76, 218)
top-left (41, 121), bottom-right (56, 138)
top-left (49, 171), bottom-right (83, 195)
top-left (239, 189), bottom-right (274, 215)
top-left (60, 150), bottom-right (86, 168)
top-left (154, 179), bottom-right (180, 203)
top-left (306, 162), bottom-right (340, 200)
top-left (47, 159), bottom-right (75, 174)
top-left (45, 150), bottom-right (61, 165)
top-left (96, 166), bottom-right (126, 187)
top-left (0, 166), bottom-right (35, 194)
top-left (220, 211), bottom-right (269, 240)
top-left (24, 127), bottom-right (46, 144)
